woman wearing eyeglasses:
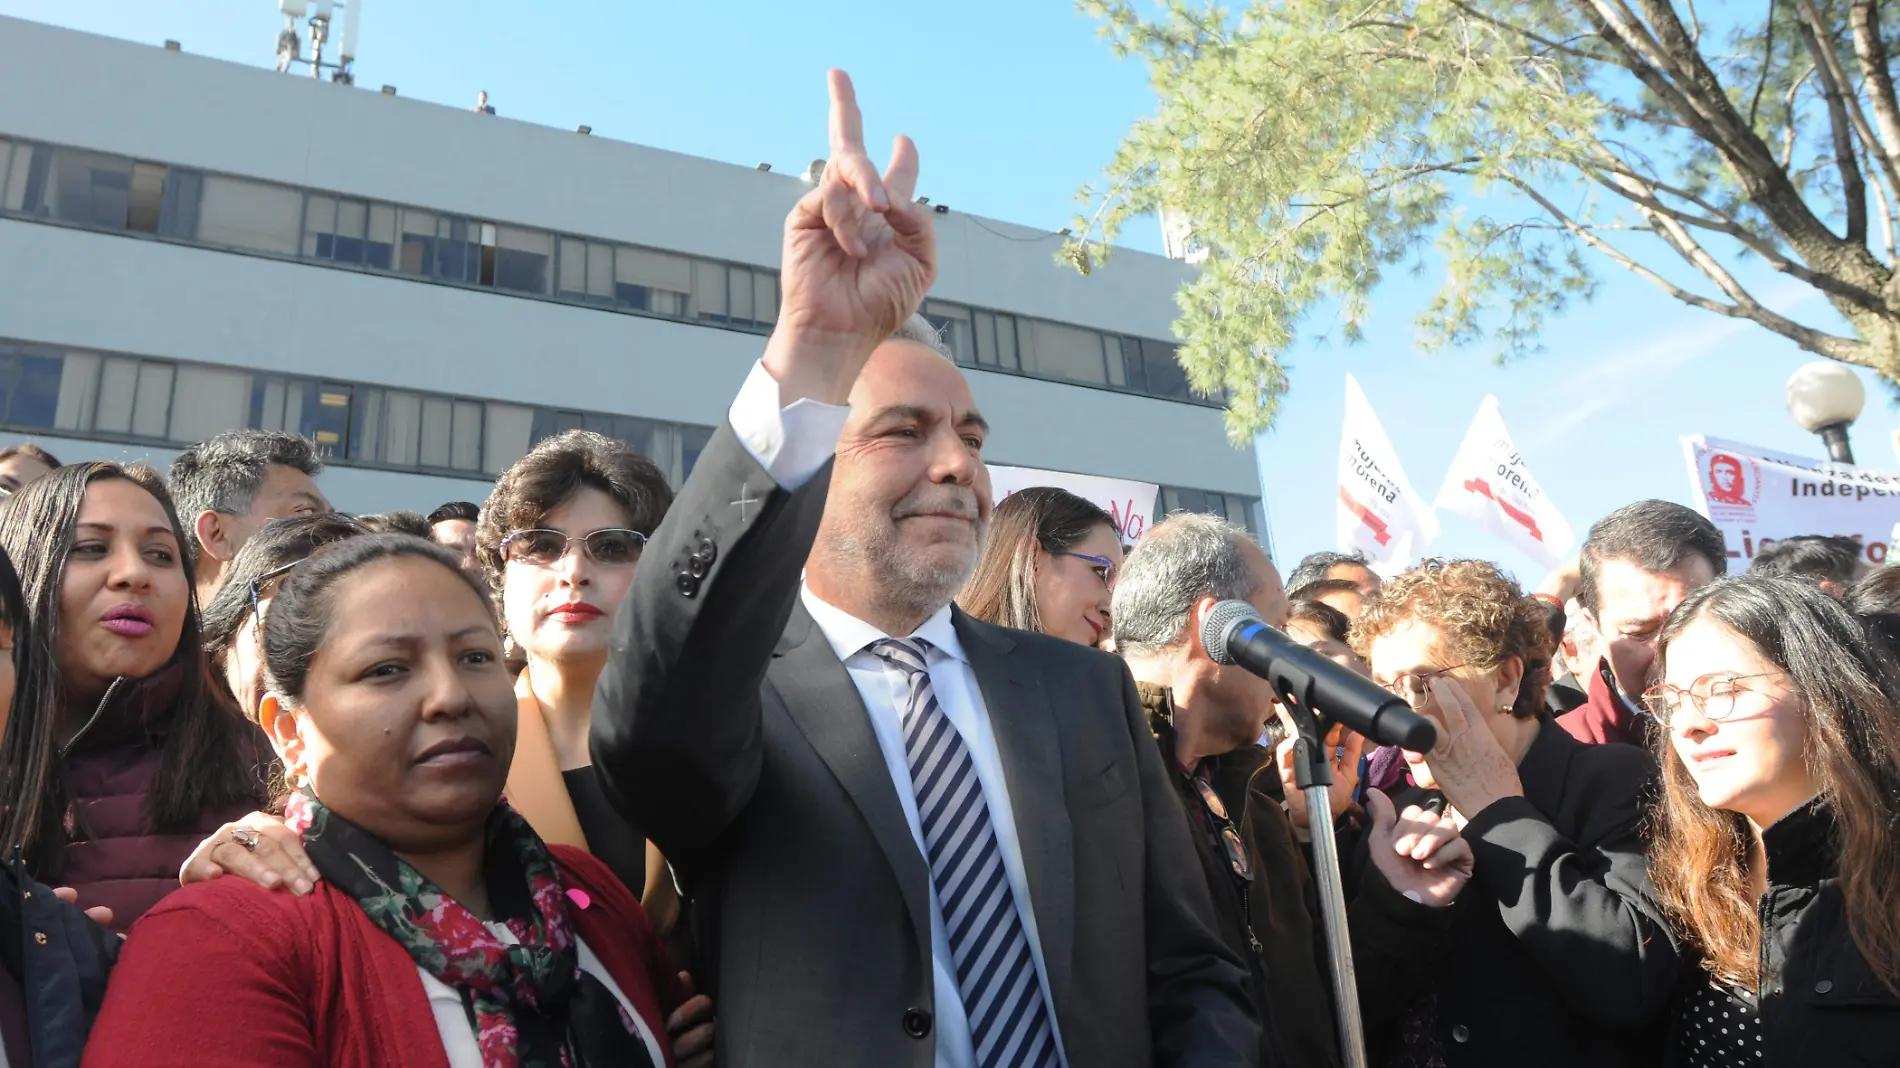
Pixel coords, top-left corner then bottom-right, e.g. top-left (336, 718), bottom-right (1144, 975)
top-left (1353, 558), bottom-right (1681, 1068)
top-left (467, 429), bottom-right (672, 902)
top-left (1647, 576), bottom-right (1900, 1066)
top-left (957, 486), bottom-right (1122, 647)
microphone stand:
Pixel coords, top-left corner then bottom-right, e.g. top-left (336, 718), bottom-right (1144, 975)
top-left (1280, 695), bottom-right (1369, 1068)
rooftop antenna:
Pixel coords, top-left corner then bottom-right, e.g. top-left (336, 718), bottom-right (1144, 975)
top-left (275, 0), bottom-right (363, 84)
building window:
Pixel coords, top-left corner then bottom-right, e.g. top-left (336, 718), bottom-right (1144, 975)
top-left (168, 365), bottom-right (251, 443)
top-left (1138, 339), bottom-right (1192, 399)
top-left (0, 140), bottom-right (22, 212)
top-left (681, 425), bottom-right (713, 481)
top-left (693, 260), bottom-right (728, 323)
top-left (304, 195), bottom-right (395, 269)
top-left (1158, 485), bottom-right (1261, 537)
top-left (253, 377), bottom-right (353, 457)
top-left (614, 246), bottom-right (692, 317)
top-left (921, 302), bottom-right (975, 363)
top-left (1021, 318), bottom-right (1109, 386)
top-left (0, 344), bottom-right (63, 430)
top-left (197, 175), bottom-right (303, 255)
top-left (490, 226), bottom-right (551, 295)
top-left (398, 210), bottom-right (482, 284)
top-left (483, 403), bottom-right (535, 475)
top-left (0, 136), bottom-right (1219, 407)
top-left (156, 167), bottom-right (203, 239)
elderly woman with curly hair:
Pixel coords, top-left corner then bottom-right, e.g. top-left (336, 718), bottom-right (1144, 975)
top-left (1352, 558), bottom-right (1681, 1068)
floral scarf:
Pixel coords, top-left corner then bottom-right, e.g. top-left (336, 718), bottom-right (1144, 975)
top-left (286, 791), bottom-right (652, 1068)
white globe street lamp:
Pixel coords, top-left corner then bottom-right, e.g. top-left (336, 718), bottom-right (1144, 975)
top-left (1785, 361), bottom-right (1866, 464)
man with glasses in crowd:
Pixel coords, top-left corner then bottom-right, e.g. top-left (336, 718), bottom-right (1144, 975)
top-left (1110, 512), bottom-right (1471, 1068)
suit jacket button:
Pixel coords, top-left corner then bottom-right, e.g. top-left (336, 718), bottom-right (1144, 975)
top-left (675, 572), bottom-right (699, 598)
top-left (1451, 1024), bottom-right (1470, 1043)
top-left (902, 1008), bottom-right (932, 1039)
top-left (1815, 979), bottom-right (1834, 994)
top-left (688, 556), bottom-right (710, 579)
top-left (693, 538), bottom-right (717, 565)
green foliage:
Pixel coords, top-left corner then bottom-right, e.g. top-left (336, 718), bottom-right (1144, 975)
top-left (1071, 0), bottom-right (1900, 442)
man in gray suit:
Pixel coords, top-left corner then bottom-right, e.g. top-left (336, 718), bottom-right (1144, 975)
top-left (590, 72), bottom-right (1258, 1067)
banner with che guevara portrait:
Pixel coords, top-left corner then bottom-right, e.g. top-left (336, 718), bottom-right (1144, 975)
top-left (1682, 435), bottom-right (1900, 569)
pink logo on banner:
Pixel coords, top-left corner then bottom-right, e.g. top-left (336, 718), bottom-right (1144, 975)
top-left (1704, 452), bottom-right (1760, 516)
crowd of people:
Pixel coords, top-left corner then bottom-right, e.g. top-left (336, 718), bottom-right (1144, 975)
top-left (0, 70), bottom-right (1889, 1068)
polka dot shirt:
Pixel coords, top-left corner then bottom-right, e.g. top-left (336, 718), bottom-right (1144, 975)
top-left (1676, 973), bottom-right (1763, 1066)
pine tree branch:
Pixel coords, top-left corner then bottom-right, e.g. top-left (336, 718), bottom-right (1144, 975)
top-left (1446, 2), bottom-right (1630, 66)
top-left (1583, 0), bottom-right (1889, 291)
top-left (1581, 150), bottom-right (1888, 312)
top-left (1505, 173), bottom-right (1872, 363)
top-left (1848, 0), bottom-right (1900, 190)
top-left (1793, 4), bottom-right (1870, 244)
top-left (1747, 0), bottom-right (1778, 130)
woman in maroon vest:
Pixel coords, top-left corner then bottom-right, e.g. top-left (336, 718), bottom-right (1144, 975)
top-left (0, 463), bottom-right (266, 929)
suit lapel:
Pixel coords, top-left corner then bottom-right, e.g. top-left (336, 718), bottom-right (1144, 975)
top-left (771, 603), bottom-right (935, 971)
top-left (954, 608), bottom-right (1076, 1017)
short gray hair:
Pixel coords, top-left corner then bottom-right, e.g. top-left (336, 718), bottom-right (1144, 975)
top-left (169, 430), bottom-right (325, 560)
top-left (1112, 512), bottom-right (1262, 655)
top-left (891, 312), bottom-right (956, 361)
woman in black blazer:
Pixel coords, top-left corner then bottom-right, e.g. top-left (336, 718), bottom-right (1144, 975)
top-left (1352, 558), bottom-right (1681, 1068)
top-left (1647, 577), bottom-right (1900, 1066)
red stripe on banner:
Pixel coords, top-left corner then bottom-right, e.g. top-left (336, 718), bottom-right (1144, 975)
top-left (1462, 478), bottom-right (1544, 542)
top-left (1338, 487), bottom-right (1392, 547)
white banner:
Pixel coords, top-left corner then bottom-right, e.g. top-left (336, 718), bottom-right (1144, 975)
top-left (1682, 435), bottom-right (1900, 569)
top-left (988, 465), bottom-right (1160, 543)
top-left (1337, 374), bottom-right (1438, 575)
top-left (1433, 396), bottom-right (1576, 568)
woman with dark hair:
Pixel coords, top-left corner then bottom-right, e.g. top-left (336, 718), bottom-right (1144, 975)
top-left (81, 535), bottom-right (686, 1067)
top-left (1845, 564), bottom-right (1900, 653)
top-left (0, 443), bottom-right (60, 495)
top-left (957, 486), bottom-right (1121, 647)
top-left (1646, 576), bottom-right (1900, 1064)
top-left (475, 430), bottom-right (672, 900)
top-left (356, 511), bottom-right (434, 539)
top-left (1352, 558), bottom-right (1680, 1068)
top-left (0, 463), bottom-right (266, 930)
top-left (181, 435), bottom-right (674, 901)
top-left (201, 513), bottom-right (373, 723)
top-left (0, 538), bottom-right (127, 1068)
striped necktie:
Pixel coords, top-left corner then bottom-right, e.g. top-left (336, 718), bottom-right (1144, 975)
top-left (868, 637), bottom-right (1058, 1068)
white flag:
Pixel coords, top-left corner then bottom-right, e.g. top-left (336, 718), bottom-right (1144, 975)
top-left (1337, 375), bottom-right (1438, 575)
top-left (1433, 396), bottom-right (1576, 567)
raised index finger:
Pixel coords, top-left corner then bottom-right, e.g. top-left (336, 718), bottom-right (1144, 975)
top-left (828, 69), bottom-right (867, 160)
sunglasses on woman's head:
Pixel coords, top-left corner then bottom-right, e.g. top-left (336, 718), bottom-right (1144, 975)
top-left (248, 561), bottom-right (301, 621)
top-left (500, 527), bottom-right (647, 567)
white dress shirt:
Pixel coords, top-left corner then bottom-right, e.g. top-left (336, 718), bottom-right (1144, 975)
top-left (726, 357), bottom-right (1069, 1068)
top-left (801, 589), bottom-right (1070, 1068)
top-left (420, 928), bottom-right (667, 1068)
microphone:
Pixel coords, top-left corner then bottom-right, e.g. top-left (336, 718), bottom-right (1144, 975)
top-left (1200, 600), bottom-right (1438, 753)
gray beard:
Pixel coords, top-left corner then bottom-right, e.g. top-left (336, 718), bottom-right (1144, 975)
top-left (827, 523), bottom-right (985, 627)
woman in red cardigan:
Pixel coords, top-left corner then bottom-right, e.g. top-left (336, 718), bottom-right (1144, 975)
top-left (81, 534), bottom-right (683, 1068)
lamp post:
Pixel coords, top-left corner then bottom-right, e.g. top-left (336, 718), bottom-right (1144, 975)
top-left (1785, 361), bottom-right (1866, 464)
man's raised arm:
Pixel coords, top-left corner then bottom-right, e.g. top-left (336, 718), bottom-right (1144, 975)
top-left (588, 70), bottom-right (936, 864)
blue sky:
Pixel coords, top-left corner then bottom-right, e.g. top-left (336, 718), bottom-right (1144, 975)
top-left (7, 0), bottom-right (1893, 588)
